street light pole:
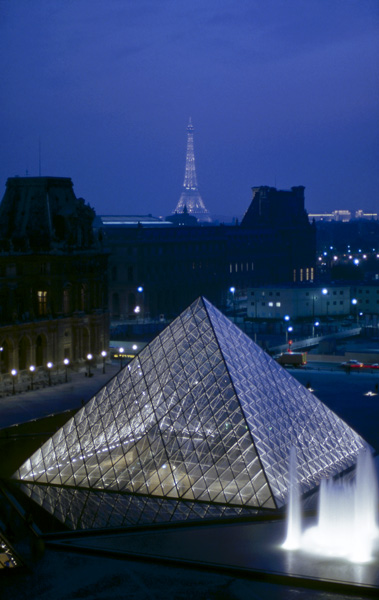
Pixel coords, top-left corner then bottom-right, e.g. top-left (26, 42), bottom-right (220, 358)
top-left (47, 362), bottom-right (53, 386)
top-left (63, 358), bottom-right (70, 382)
top-left (229, 287), bottom-right (236, 320)
top-left (101, 350), bottom-right (107, 374)
top-left (351, 298), bottom-right (358, 323)
top-left (312, 321), bottom-right (320, 337)
top-left (119, 347), bottom-right (124, 371)
top-left (11, 369), bottom-right (17, 395)
top-left (86, 353), bottom-right (93, 377)
top-left (322, 288), bottom-right (328, 317)
top-left (29, 365), bottom-right (35, 390)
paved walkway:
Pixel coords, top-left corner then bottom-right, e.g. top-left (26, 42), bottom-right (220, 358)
top-left (0, 363), bottom-right (120, 430)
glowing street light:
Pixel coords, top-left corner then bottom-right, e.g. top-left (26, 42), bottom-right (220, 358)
top-left (137, 286), bottom-right (144, 293)
top-left (63, 358), bottom-right (70, 382)
top-left (47, 362), bottom-right (53, 386)
top-left (101, 350), bottom-right (107, 374)
top-left (29, 365), bottom-right (35, 390)
top-left (11, 368), bottom-right (17, 395)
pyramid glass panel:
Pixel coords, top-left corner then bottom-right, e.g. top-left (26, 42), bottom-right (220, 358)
top-left (13, 297), bottom-right (367, 530)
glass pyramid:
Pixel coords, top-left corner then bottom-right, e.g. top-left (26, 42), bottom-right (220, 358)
top-left (13, 297), bottom-right (366, 530)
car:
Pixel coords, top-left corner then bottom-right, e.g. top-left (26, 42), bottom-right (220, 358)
top-left (340, 359), bottom-right (364, 369)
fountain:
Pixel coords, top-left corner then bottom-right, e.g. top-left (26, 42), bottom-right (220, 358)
top-left (283, 447), bottom-right (379, 563)
top-left (282, 446), bottom-right (301, 550)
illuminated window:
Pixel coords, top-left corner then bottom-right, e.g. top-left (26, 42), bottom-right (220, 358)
top-left (276, 302), bottom-right (281, 307)
top-left (300, 269), bottom-right (304, 282)
top-left (306, 268), bottom-right (309, 280)
top-left (37, 291), bottom-right (47, 316)
top-left (268, 302), bottom-right (274, 307)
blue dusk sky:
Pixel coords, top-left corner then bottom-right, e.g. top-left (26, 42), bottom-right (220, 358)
top-left (0, 0), bottom-right (378, 219)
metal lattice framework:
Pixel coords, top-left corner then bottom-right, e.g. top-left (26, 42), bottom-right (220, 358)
top-left (173, 118), bottom-right (212, 222)
top-left (13, 297), bottom-right (365, 531)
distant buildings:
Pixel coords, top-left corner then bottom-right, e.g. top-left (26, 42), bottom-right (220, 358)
top-left (102, 185), bottom-right (316, 321)
top-left (309, 210), bottom-right (378, 222)
top-left (0, 177), bottom-right (109, 375)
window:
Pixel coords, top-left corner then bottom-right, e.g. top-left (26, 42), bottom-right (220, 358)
top-left (63, 289), bottom-right (70, 313)
top-left (268, 302), bottom-right (274, 307)
top-left (276, 302), bottom-right (281, 307)
top-left (37, 291), bottom-right (47, 316)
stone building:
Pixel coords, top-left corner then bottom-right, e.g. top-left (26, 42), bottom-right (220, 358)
top-left (102, 186), bottom-right (316, 321)
top-left (0, 177), bottom-right (109, 375)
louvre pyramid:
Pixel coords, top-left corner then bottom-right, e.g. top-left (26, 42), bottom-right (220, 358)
top-left (13, 297), bottom-right (365, 530)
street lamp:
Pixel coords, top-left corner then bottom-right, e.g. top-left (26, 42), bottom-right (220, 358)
top-left (29, 365), bottom-right (35, 390)
top-left (312, 321), bottom-right (320, 337)
top-left (63, 358), bottom-right (70, 382)
top-left (132, 344), bottom-right (138, 352)
top-left (119, 347), bottom-right (124, 371)
top-left (229, 287), bottom-right (236, 319)
top-left (322, 288), bottom-right (328, 317)
top-left (47, 362), bottom-right (53, 386)
top-left (11, 369), bottom-right (17, 395)
top-left (86, 353), bottom-right (93, 377)
top-left (286, 326), bottom-right (293, 344)
top-left (101, 350), bottom-right (107, 374)
top-left (351, 298), bottom-right (358, 323)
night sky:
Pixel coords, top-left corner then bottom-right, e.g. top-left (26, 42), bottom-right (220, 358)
top-left (1, 0), bottom-right (378, 219)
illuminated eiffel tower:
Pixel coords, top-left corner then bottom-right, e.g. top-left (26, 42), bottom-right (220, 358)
top-left (173, 118), bottom-right (212, 222)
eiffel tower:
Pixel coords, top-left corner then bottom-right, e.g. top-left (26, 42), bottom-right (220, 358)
top-left (173, 118), bottom-right (212, 222)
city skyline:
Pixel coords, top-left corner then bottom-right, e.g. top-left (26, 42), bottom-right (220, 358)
top-left (0, 1), bottom-right (378, 218)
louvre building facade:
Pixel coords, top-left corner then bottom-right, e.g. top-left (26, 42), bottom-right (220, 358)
top-left (12, 298), bottom-right (365, 531)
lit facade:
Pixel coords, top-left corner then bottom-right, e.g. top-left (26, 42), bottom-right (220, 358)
top-left (0, 177), bottom-right (109, 373)
top-left (246, 284), bottom-right (352, 320)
